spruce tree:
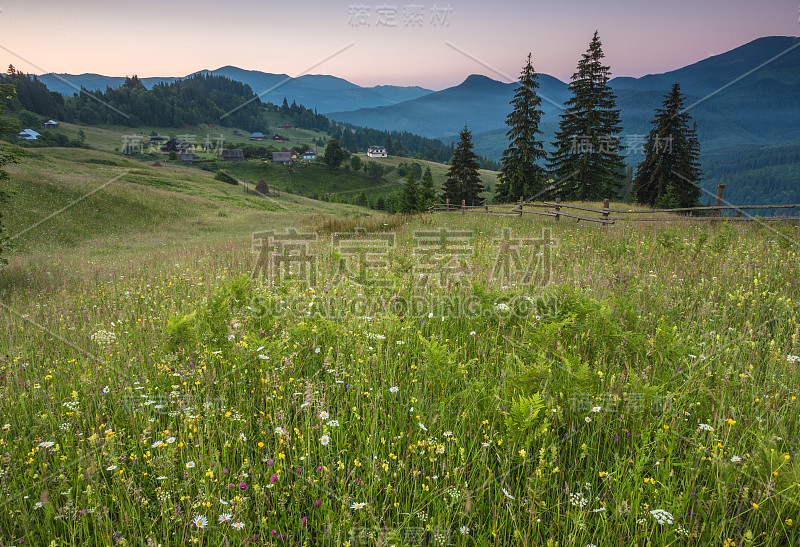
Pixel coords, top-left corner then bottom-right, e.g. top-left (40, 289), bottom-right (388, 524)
top-left (547, 31), bottom-right (626, 201)
top-left (398, 168), bottom-right (421, 213)
top-left (631, 83), bottom-right (703, 208)
top-left (418, 166), bottom-right (438, 210)
top-left (496, 53), bottom-right (547, 202)
top-left (442, 126), bottom-right (484, 206)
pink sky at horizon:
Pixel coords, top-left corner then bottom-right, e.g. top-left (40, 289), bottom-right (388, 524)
top-left (0, 0), bottom-right (798, 91)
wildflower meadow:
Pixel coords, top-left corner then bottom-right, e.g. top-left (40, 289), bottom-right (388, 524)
top-left (1, 212), bottom-right (799, 546)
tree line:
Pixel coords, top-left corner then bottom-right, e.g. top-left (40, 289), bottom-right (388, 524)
top-left (435, 32), bottom-right (703, 209)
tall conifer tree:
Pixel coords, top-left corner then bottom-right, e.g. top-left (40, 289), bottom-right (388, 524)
top-left (418, 166), bottom-right (438, 210)
top-left (496, 53), bottom-right (547, 202)
top-left (442, 126), bottom-right (484, 206)
top-left (631, 83), bottom-right (703, 208)
top-left (398, 168), bottom-right (421, 213)
top-left (547, 31), bottom-right (625, 200)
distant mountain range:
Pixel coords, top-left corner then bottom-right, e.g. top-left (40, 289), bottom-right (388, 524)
top-left (327, 36), bottom-right (800, 204)
top-left (37, 66), bottom-right (433, 114)
top-left (330, 36), bottom-right (800, 154)
top-left (34, 36), bottom-right (800, 204)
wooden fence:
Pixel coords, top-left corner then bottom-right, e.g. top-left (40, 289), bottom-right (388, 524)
top-left (427, 184), bottom-right (800, 226)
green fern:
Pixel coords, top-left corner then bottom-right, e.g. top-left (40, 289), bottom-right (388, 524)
top-left (166, 311), bottom-right (196, 351)
top-left (505, 392), bottom-right (547, 444)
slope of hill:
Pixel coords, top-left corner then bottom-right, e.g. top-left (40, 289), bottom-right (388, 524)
top-left (609, 36), bottom-right (800, 93)
top-left (1, 146), bottom-right (369, 254)
top-left (36, 67), bottom-right (433, 114)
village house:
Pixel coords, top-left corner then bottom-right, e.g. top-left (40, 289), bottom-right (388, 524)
top-left (221, 149), bottom-right (245, 161)
top-left (302, 148), bottom-right (317, 161)
top-left (17, 129), bottom-right (40, 141)
top-left (272, 151), bottom-right (292, 165)
top-left (43, 120), bottom-right (59, 128)
top-left (161, 137), bottom-right (190, 154)
top-left (177, 151), bottom-right (196, 163)
top-left (367, 145), bottom-right (387, 158)
top-left (250, 132), bottom-right (265, 141)
top-left (273, 134), bottom-right (283, 142)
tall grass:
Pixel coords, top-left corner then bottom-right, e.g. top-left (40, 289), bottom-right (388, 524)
top-left (1, 201), bottom-right (799, 545)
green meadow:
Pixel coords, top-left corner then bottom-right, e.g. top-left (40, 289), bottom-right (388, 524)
top-left (0, 144), bottom-right (799, 547)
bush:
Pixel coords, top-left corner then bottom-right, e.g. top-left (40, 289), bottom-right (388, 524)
top-left (214, 170), bottom-right (238, 185)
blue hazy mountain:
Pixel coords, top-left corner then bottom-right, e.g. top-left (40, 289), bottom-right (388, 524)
top-left (36, 67), bottom-right (432, 114)
top-left (329, 73), bottom-right (571, 139)
top-left (331, 36), bottom-right (800, 160)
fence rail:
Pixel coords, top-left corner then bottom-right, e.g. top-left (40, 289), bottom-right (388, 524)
top-left (428, 185), bottom-right (800, 226)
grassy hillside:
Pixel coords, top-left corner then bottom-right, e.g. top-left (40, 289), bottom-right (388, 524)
top-left (344, 152), bottom-right (501, 199)
top-left (39, 113), bottom-right (327, 156)
top-left (1, 146), bottom-right (370, 255)
top-left (19, 123), bottom-right (501, 206)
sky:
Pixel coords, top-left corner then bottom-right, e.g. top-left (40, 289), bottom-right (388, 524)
top-left (0, 0), bottom-right (798, 90)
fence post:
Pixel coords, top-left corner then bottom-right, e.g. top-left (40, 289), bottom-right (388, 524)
top-left (555, 197), bottom-right (561, 221)
top-left (602, 198), bottom-right (610, 224)
top-left (713, 184), bottom-right (726, 218)
top-left (446, 198), bottom-right (450, 212)
top-left (485, 198), bottom-right (488, 213)
top-left (518, 197), bottom-right (524, 217)
top-left (735, 204), bottom-right (743, 218)
top-left (462, 199), bottom-right (465, 215)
